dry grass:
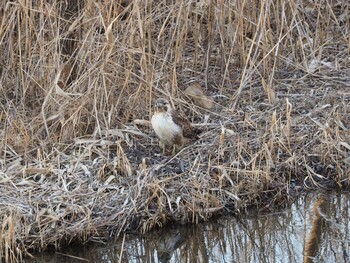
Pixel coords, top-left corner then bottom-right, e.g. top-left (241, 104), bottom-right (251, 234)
top-left (0, 0), bottom-right (349, 260)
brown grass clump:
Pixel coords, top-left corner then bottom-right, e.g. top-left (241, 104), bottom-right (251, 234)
top-left (0, 0), bottom-right (349, 260)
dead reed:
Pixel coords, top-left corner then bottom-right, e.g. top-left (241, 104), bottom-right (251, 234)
top-left (0, 0), bottom-right (349, 260)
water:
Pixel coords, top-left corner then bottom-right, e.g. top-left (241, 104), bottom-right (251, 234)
top-left (27, 191), bottom-right (350, 263)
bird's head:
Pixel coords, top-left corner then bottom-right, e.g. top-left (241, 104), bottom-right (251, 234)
top-left (154, 98), bottom-right (171, 113)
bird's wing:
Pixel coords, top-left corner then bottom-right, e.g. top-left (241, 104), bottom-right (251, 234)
top-left (171, 110), bottom-right (200, 139)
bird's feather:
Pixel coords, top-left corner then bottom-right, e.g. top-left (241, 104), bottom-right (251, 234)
top-left (171, 110), bottom-right (199, 139)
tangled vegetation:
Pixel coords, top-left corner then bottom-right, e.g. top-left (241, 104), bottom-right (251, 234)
top-left (0, 0), bottom-right (349, 260)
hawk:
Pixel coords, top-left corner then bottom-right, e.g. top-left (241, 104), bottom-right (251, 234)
top-left (151, 98), bottom-right (199, 155)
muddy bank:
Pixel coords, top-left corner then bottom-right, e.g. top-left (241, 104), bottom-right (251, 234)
top-left (25, 191), bottom-right (350, 263)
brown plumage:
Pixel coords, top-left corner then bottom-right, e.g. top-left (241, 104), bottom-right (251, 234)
top-left (151, 98), bottom-right (199, 154)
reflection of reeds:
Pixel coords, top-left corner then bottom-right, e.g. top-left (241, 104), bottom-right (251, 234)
top-left (155, 227), bottom-right (188, 263)
top-left (0, 0), bottom-right (349, 260)
top-left (303, 195), bottom-right (327, 263)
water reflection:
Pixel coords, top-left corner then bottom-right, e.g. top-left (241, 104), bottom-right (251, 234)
top-left (27, 191), bottom-right (350, 263)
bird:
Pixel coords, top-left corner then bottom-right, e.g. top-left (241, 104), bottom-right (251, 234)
top-left (151, 98), bottom-right (199, 155)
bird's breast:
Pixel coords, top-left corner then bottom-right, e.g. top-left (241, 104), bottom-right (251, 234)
top-left (151, 113), bottom-right (182, 144)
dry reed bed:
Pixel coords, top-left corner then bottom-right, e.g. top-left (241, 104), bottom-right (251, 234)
top-left (0, 0), bottom-right (349, 260)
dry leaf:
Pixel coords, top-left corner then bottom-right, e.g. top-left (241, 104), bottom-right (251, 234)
top-left (133, 119), bottom-right (152, 126)
top-left (184, 83), bottom-right (214, 109)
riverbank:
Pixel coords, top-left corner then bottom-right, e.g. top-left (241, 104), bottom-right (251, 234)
top-left (25, 191), bottom-right (350, 263)
top-left (0, 0), bottom-right (349, 261)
